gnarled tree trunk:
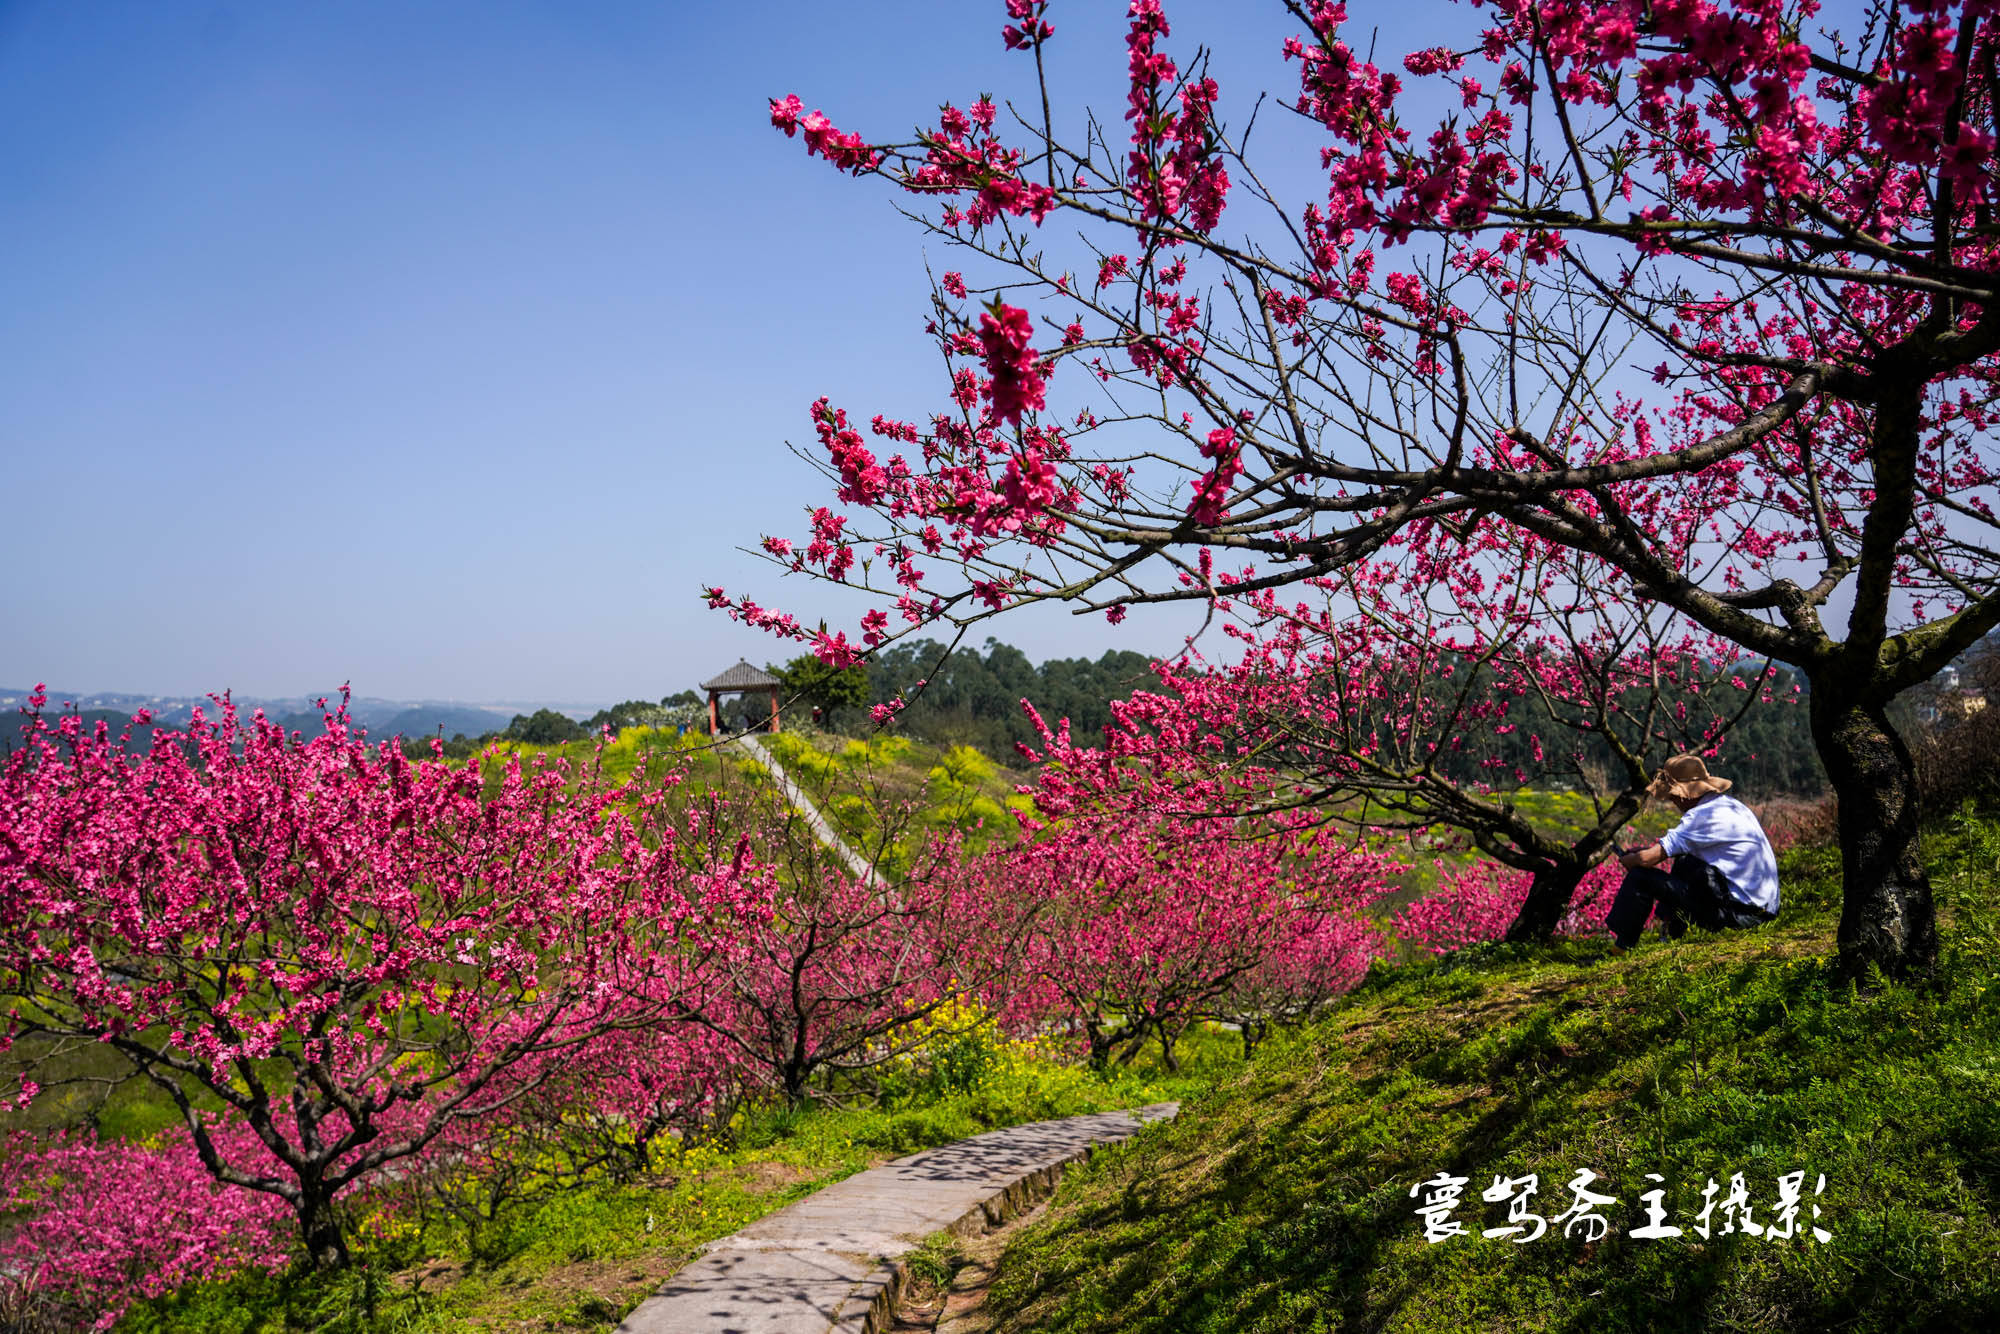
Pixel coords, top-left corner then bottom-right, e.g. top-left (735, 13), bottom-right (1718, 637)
top-left (1504, 862), bottom-right (1588, 942)
top-left (299, 1186), bottom-right (351, 1271)
top-left (1811, 686), bottom-right (1938, 981)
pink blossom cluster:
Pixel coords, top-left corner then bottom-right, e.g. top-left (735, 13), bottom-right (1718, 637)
top-left (977, 301), bottom-right (1047, 425)
top-left (769, 94), bottom-right (878, 173)
top-left (1187, 425), bottom-right (1242, 524)
top-left (816, 396), bottom-right (900, 506)
top-left (0, 1127), bottom-right (292, 1329)
top-left (1002, 0), bottom-right (1053, 51)
top-left (720, 398), bottom-right (1088, 667)
top-left (1392, 859), bottom-right (1626, 956)
top-left (1122, 0), bottom-right (1231, 233)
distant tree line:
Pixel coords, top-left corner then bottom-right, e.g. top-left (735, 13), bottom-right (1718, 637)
top-left (820, 641), bottom-right (1844, 799)
top-left (489, 692), bottom-right (708, 748)
top-left (1398, 658), bottom-right (1831, 800)
top-left (806, 638), bottom-right (1162, 757)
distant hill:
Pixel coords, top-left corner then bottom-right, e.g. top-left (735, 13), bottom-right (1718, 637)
top-left (0, 707), bottom-right (164, 757)
top-left (3, 689), bottom-right (545, 739)
top-left (0, 697), bottom-right (510, 758)
top-left (361, 705), bottom-right (513, 739)
top-left (0, 689), bottom-right (199, 729)
top-left (272, 705), bottom-right (510, 740)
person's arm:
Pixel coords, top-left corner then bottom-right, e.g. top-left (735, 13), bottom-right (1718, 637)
top-left (1618, 841), bottom-right (1669, 869)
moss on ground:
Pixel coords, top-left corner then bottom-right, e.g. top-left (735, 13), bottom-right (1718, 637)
top-left (979, 811), bottom-right (2000, 1334)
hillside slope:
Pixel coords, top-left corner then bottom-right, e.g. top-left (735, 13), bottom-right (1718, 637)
top-left (979, 821), bottom-right (2000, 1333)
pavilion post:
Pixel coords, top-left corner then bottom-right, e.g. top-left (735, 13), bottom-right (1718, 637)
top-left (708, 692), bottom-right (719, 735)
top-left (769, 688), bottom-right (781, 734)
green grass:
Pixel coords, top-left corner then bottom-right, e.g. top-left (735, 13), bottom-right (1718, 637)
top-left (468, 725), bottom-right (736, 801)
top-left (476, 724), bottom-right (1033, 876)
top-left (746, 727), bottom-right (1033, 863)
top-left (975, 807), bottom-right (2000, 1334)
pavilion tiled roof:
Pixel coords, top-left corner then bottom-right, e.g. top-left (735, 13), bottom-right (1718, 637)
top-left (700, 660), bottom-right (781, 692)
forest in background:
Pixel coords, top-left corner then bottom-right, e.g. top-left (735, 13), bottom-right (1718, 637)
top-left (477, 636), bottom-right (1922, 800)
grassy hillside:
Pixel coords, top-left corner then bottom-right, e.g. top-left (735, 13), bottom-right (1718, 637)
top-left (479, 724), bottom-right (1033, 868)
top-left (977, 809), bottom-right (2000, 1334)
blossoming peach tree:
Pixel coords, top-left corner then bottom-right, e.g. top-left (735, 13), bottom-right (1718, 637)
top-left (0, 691), bottom-right (769, 1269)
top-left (686, 814), bottom-right (1030, 1107)
top-left (720, 0), bottom-right (2000, 979)
top-left (996, 700), bottom-right (1399, 1067)
top-left (0, 1125), bottom-right (292, 1330)
top-left (1137, 538), bottom-right (1789, 940)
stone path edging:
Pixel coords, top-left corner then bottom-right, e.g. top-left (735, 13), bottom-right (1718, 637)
top-left (615, 1103), bottom-right (1179, 1334)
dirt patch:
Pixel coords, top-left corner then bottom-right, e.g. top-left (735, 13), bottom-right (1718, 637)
top-left (532, 1253), bottom-right (686, 1309)
top-left (396, 1249), bottom-right (689, 1328)
top-left (734, 1159), bottom-right (816, 1194)
top-left (398, 1256), bottom-right (471, 1292)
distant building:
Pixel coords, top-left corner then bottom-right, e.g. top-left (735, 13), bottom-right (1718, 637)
top-left (700, 660), bottom-right (782, 735)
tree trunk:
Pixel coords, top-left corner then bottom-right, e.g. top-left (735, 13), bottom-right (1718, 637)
top-left (1084, 1016), bottom-right (1115, 1071)
top-left (1812, 688), bottom-right (1938, 981)
top-left (1111, 1017), bottom-right (1153, 1067)
top-left (780, 1057), bottom-right (811, 1107)
top-left (300, 1189), bottom-right (350, 1271)
top-left (1503, 863), bottom-right (1588, 942)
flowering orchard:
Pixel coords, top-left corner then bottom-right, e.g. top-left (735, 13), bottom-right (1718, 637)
top-left (0, 692), bottom-right (1415, 1310)
top-left (724, 0), bottom-right (2000, 980)
top-left (1003, 699), bottom-right (1403, 1066)
top-left (0, 689), bottom-right (770, 1272)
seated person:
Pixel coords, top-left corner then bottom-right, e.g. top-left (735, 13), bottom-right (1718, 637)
top-left (1605, 754), bottom-right (1779, 952)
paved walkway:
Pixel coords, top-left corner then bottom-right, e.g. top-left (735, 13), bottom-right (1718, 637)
top-left (616, 1104), bottom-right (1178, 1334)
top-left (726, 733), bottom-right (884, 888)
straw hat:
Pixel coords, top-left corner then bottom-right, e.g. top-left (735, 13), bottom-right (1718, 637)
top-left (1647, 753), bottom-right (1733, 803)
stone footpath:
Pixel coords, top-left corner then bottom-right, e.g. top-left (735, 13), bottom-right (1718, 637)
top-left (615, 1103), bottom-right (1179, 1334)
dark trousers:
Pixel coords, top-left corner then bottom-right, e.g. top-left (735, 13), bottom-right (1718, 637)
top-left (1605, 856), bottom-right (1773, 949)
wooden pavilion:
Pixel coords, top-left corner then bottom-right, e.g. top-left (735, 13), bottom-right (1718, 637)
top-left (700, 659), bottom-right (782, 734)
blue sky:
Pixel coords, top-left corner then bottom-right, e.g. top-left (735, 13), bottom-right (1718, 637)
top-left (0, 0), bottom-right (1449, 705)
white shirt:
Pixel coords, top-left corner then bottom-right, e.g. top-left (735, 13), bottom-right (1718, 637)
top-left (1659, 794), bottom-right (1780, 915)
